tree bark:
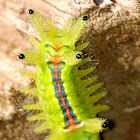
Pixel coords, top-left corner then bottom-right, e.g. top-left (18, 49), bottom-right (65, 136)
top-left (0, 0), bottom-right (139, 140)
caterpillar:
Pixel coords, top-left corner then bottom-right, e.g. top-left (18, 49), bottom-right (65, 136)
top-left (19, 9), bottom-right (110, 140)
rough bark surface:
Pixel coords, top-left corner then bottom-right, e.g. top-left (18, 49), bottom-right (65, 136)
top-left (0, 0), bottom-right (139, 140)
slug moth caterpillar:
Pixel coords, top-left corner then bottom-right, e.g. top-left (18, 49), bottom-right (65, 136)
top-left (19, 9), bottom-right (110, 140)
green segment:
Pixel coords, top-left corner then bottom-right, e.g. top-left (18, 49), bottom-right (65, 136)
top-left (20, 10), bottom-right (110, 140)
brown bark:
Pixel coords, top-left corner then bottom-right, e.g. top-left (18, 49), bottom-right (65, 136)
top-left (0, 0), bottom-right (139, 140)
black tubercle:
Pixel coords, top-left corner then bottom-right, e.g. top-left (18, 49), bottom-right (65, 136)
top-left (102, 120), bottom-right (114, 129)
top-left (75, 42), bottom-right (77, 47)
top-left (76, 54), bottom-right (82, 59)
top-left (83, 16), bottom-right (87, 21)
top-left (29, 9), bottom-right (34, 14)
top-left (19, 54), bottom-right (25, 59)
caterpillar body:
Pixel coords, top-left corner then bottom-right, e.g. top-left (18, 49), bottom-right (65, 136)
top-left (19, 9), bottom-right (110, 140)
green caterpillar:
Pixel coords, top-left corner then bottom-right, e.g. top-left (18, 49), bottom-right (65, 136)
top-left (19, 9), bottom-right (110, 140)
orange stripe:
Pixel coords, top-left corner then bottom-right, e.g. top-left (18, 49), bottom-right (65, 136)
top-left (57, 83), bottom-right (61, 94)
top-left (55, 66), bottom-right (61, 93)
top-left (67, 123), bottom-right (79, 131)
top-left (54, 62), bottom-right (75, 127)
top-left (52, 44), bottom-right (62, 50)
top-left (49, 56), bottom-right (63, 65)
top-left (61, 94), bottom-right (66, 107)
top-left (55, 65), bottom-right (66, 106)
top-left (55, 66), bottom-right (58, 80)
top-left (66, 107), bottom-right (73, 123)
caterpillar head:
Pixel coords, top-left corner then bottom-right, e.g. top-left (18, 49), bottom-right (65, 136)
top-left (28, 9), bottom-right (88, 50)
top-left (18, 10), bottom-right (88, 67)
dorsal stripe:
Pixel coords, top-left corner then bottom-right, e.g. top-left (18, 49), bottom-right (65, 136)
top-left (47, 61), bottom-right (81, 129)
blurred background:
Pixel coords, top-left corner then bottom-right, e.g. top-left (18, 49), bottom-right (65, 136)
top-left (0, 0), bottom-right (140, 140)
